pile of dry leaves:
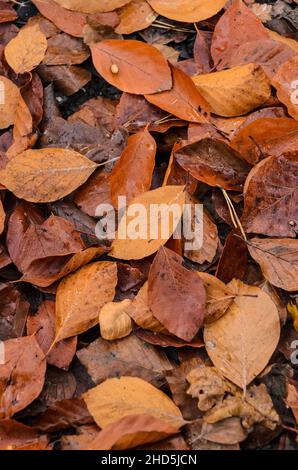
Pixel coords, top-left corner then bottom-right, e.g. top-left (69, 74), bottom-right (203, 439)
top-left (0, 0), bottom-right (297, 451)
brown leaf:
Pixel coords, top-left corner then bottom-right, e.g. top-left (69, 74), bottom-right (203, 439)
top-left (174, 138), bottom-right (250, 191)
top-left (42, 33), bottom-right (89, 65)
top-left (74, 169), bottom-right (112, 218)
top-left (0, 420), bottom-right (48, 450)
top-left (90, 39), bottom-right (172, 94)
top-left (32, 397), bottom-right (93, 433)
top-left (231, 118), bottom-right (298, 165)
top-left (199, 418), bottom-right (247, 445)
top-left (0, 283), bottom-right (29, 341)
top-left (147, 0), bottom-right (226, 22)
top-left (0, 336), bottom-right (46, 418)
top-left (77, 333), bottom-right (173, 388)
top-left (248, 238), bottom-right (298, 292)
top-left (55, 261), bottom-right (117, 341)
top-left (27, 300), bottom-right (77, 370)
top-left (272, 56), bottom-right (298, 121)
top-left (110, 185), bottom-right (185, 260)
top-left (110, 128), bottom-right (156, 207)
top-left (0, 148), bottom-right (97, 203)
top-left (145, 65), bottom-right (210, 123)
top-left (204, 279), bottom-right (280, 389)
top-left (0, 2), bottom-right (18, 24)
top-left (197, 272), bottom-right (234, 325)
top-left (37, 64), bottom-right (91, 96)
top-left (187, 366), bottom-right (279, 430)
top-left (115, 0), bottom-right (157, 34)
top-left (148, 246), bottom-right (206, 341)
top-left (32, 0), bottom-right (119, 37)
top-left (83, 376), bottom-right (183, 428)
top-left (242, 153), bottom-right (298, 238)
top-left (215, 230), bottom-right (248, 284)
top-left (53, 0), bottom-right (131, 13)
top-left (192, 64), bottom-right (271, 117)
top-left (135, 329), bottom-right (204, 349)
top-left (211, 0), bottom-right (269, 69)
top-left (87, 414), bottom-right (178, 450)
top-left (0, 76), bottom-right (20, 129)
top-left (5, 23), bottom-right (47, 74)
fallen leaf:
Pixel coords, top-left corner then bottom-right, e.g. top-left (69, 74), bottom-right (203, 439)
top-left (74, 169), bottom-right (112, 218)
top-left (248, 238), bottom-right (298, 292)
top-left (197, 272), bottom-right (234, 324)
top-left (199, 418), bottom-right (247, 445)
top-left (0, 76), bottom-right (20, 130)
top-left (99, 300), bottom-right (132, 340)
top-left (272, 56), bottom-right (298, 121)
top-left (115, 0), bottom-right (157, 34)
top-left (242, 153), bottom-right (298, 238)
top-left (0, 420), bottom-right (48, 450)
top-left (215, 230), bottom-right (248, 284)
top-left (110, 185), bottom-right (185, 260)
top-left (0, 2), bottom-right (18, 24)
top-left (77, 333), bottom-right (172, 388)
top-left (145, 65), bottom-right (210, 123)
top-left (42, 33), bottom-right (89, 65)
top-left (90, 39), bottom-right (172, 94)
top-left (55, 261), bottom-right (117, 341)
top-left (127, 283), bottom-right (165, 333)
top-left (147, 0), bottom-right (227, 22)
top-left (192, 64), bottom-right (271, 117)
top-left (231, 118), bottom-right (298, 165)
top-left (286, 383), bottom-right (298, 425)
top-left (211, 0), bottom-right (269, 69)
top-left (83, 376), bottom-right (183, 428)
top-left (32, 397), bottom-right (93, 433)
top-left (5, 23), bottom-right (47, 74)
top-left (174, 138), bottom-right (250, 190)
top-left (87, 414), bottom-right (178, 450)
top-left (37, 64), bottom-right (92, 96)
top-left (0, 148), bottom-right (97, 203)
top-left (27, 300), bottom-right (77, 370)
top-left (204, 279), bottom-right (280, 389)
top-left (148, 246), bottom-right (206, 341)
top-left (110, 128), bottom-right (156, 207)
top-left (53, 0), bottom-right (131, 13)
top-left (187, 366), bottom-right (279, 430)
top-left (0, 336), bottom-right (46, 418)
top-left (135, 329), bottom-right (204, 349)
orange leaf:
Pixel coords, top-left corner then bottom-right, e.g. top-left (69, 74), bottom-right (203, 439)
top-left (90, 39), bottom-right (172, 94)
top-left (147, 0), bottom-right (226, 22)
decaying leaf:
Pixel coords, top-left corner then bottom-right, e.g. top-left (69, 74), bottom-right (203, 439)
top-left (0, 420), bottom-right (48, 450)
top-left (197, 273), bottom-right (234, 325)
top-left (87, 414), bottom-right (178, 450)
top-left (0, 336), bottom-right (46, 418)
top-left (192, 64), bottom-right (271, 117)
top-left (83, 376), bottom-right (183, 428)
top-left (77, 333), bottom-right (173, 387)
top-left (147, 0), bottom-right (227, 23)
top-left (99, 299), bottom-right (132, 340)
top-left (0, 148), bottom-right (97, 203)
top-left (187, 366), bottom-right (279, 430)
top-left (90, 39), bottom-right (172, 94)
top-left (5, 23), bottom-right (47, 74)
top-left (27, 300), bottom-right (77, 370)
top-left (148, 246), bottom-right (206, 341)
top-left (242, 153), bottom-right (298, 238)
top-left (55, 261), bottom-right (118, 342)
top-left (174, 138), bottom-right (250, 191)
top-left (204, 279), bottom-right (280, 389)
top-left (110, 185), bottom-right (185, 260)
top-left (127, 283), bottom-right (165, 333)
top-left (115, 1), bottom-right (157, 34)
top-left (248, 238), bottom-right (298, 292)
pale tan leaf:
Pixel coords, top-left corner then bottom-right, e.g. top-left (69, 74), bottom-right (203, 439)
top-left (99, 300), bottom-right (132, 340)
top-left (204, 280), bottom-right (280, 389)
